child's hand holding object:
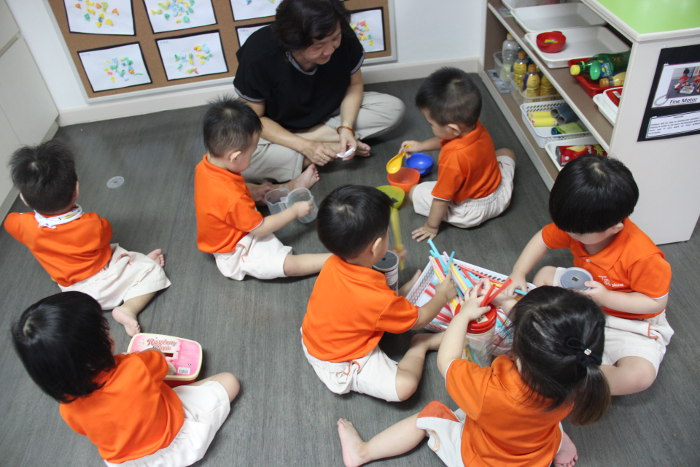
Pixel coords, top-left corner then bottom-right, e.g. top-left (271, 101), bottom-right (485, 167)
top-left (291, 201), bottom-right (313, 220)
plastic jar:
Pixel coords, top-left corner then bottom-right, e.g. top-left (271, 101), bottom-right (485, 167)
top-left (464, 307), bottom-right (497, 367)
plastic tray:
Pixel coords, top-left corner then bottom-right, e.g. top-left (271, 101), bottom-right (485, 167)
top-left (567, 57), bottom-right (623, 97)
top-left (592, 87), bottom-right (622, 125)
top-left (520, 100), bottom-right (589, 148)
top-left (512, 3), bottom-right (605, 33)
top-left (502, 0), bottom-right (563, 10)
top-left (544, 136), bottom-right (601, 171)
top-left (524, 26), bottom-right (630, 69)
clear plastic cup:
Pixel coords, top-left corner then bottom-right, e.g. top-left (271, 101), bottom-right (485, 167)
top-left (286, 187), bottom-right (318, 223)
top-left (264, 187), bottom-right (289, 215)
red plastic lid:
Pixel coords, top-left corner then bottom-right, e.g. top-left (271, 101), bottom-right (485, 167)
top-left (467, 307), bottom-right (497, 334)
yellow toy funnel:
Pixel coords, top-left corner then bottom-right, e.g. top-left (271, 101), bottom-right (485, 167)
top-left (377, 185), bottom-right (405, 270)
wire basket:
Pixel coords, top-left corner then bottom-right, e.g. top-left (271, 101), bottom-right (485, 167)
top-left (520, 100), bottom-right (589, 148)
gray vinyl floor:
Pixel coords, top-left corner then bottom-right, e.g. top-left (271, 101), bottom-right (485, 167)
top-left (1, 78), bottom-right (698, 466)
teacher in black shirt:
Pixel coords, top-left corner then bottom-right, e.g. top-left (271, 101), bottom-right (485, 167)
top-left (234, 0), bottom-right (404, 183)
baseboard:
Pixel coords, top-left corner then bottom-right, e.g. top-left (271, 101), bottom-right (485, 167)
top-left (57, 57), bottom-right (481, 126)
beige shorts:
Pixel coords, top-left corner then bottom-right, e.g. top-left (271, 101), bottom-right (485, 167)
top-left (60, 244), bottom-right (171, 310)
top-left (602, 313), bottom-right (674, 373)
top-left (416, 400), bottom-right (565, 466)
top-left (301, 333), bottom-right (400, 402)
top-left (412, 156), bottom-right (515, 229)
top-left (104, 381), bottom-right (230, 466)
top-left (214, 233), bottom-right (291, 281)
top-left (416, 400), bottom-right (466, 467)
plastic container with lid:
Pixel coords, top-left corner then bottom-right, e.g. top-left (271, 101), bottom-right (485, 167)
top-left (464, 307), bottom-right (497, 367)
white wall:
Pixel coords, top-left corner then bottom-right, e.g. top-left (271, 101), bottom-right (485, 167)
top-left (7, 0), bottom-right (485, 125)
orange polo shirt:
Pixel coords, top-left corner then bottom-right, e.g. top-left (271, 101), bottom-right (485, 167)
top-left (302, 255), bottom-right (418, 362)
top-left (432, 122), bottom-right (501, 203)
top-left (194, 154), bottom-right (263, 253)
top-left (542, 219), bottom-right (671, 319)
top-left (446, 356), bottom-right (571, 466)
top-left (60, 351), bottom-right (184, 463)
top-left (4, 211), bottom-right (112, 286)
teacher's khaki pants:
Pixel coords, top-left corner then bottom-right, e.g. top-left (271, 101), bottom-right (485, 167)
top-left (242, 91), bottom-right (405, 183)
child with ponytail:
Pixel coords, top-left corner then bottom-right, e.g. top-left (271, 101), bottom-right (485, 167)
top-left (337, 284), bottom-right (611, 467)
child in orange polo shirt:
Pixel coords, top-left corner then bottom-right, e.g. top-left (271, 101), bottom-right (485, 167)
top-left (508, 155), bottom-right (673, 396)
top-left (12, 291), bottom-right (239, 465)
top-left (403, 67), bottom-right (516, 241)
top-left (301, 185), bottom-right (457, 402)
top-left (195, 97), bottom-right (330, 280)
top-left (337, 286), bottom-right (611, 467)
top-left (4, 140), bottom-right (171, 336)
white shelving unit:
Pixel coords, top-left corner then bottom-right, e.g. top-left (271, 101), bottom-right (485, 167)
top-left (480, 0), bottom-right (700, 245)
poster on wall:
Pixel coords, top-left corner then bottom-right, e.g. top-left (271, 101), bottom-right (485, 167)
top-left (156, 32), bottom-right (228, 80)
top-left (230, 0), bottom-right (281, 21)
top-left (235, 23), bottom-right (270, 47)
top-left (639, 44), bottom-right (700, 141)
top-left (350, 8), bottom-right (385, 53)
top-left (64, 0), bottom-right (134, 35)
top-left (78, 43), bottom-right (151, 92)
top-left (144, 0), bottom-right (217, 33)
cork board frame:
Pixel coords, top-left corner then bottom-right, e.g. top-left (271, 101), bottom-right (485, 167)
top-left (48, 0), bottom-right (395, 99)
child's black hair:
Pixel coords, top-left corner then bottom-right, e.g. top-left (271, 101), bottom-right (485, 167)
top-left (510, 286), bottom-right (610, 425)
top-left (549, 155), bottom-right (638, 233)
top-left (415, 67), bottom-right (482, 127)
top-left (273, 0), bottom-right (350, 51)
top-left (9, 140), bottom-right (78, 214)
top-left (11, 291), bottom-right (115, 403)
top-left (317, 185), bottom-right (392, 260)
top-left (203, 97), bottom-right (262, 158)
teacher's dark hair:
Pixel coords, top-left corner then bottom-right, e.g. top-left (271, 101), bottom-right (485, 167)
top-left (274, 0), bottom-right (350, 51)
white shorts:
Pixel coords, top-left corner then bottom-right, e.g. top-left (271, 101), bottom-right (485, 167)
top-left (104, 381), bottom-right (230, 467)
top-left (416, 401), bottom-right (565, 467)
top-left (412, 156), bottom-right (515, 229)
top-left (416, 401), bottom-right (466, 467)
top-left (301, 333), bottom-right (400, 402)
top-left (602, 313), bottom-right (674, 373)
top-left (214, 233), bottom-right (291, 281)
top-left (60, 244), bottom-right (171, 310)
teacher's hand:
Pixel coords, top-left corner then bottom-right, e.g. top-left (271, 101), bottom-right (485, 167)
top-left (301, 141), bottom-right (337, 166)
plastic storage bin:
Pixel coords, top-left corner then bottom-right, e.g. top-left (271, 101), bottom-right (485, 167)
top-left (520, 100), bottom-right (589, 148)
top-left (544, 136), bottom-right (601, 171)
top-left (510, 79), bottom-right (560, 105)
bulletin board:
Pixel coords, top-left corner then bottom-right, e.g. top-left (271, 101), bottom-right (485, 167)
top-left (48, 0), bottom-right (395, 98)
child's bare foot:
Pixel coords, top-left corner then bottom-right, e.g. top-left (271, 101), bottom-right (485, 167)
top-left (411, 331), bottom-right (444, 351)
top-left (337, 418), bottom-right (367, 467)
top-left (356, 141), bottom-right (371, 157)
top-left (249, 181), bottom-right (274, 203)
top-left (147, 249), bottom-right (165, 267)
top-left (288, 164), bottom-right (319, 190)
top-left (112, 306), bottom-right (141, 336)
top-left (554, 431), bottom-right (578, 467)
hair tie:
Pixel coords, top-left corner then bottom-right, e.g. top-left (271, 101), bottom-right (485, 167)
top-left (565, 337), bottom-right (602, 368)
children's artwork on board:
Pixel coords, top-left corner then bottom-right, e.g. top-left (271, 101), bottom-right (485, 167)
top-left (350, 8), bottom-right (385, 53)
top-left (64, 0), bottom-right (134, 35)
top-left (144, 0), bottom-right (217, 33)
top-left (79, 43), bottom-right (151, 92)
top-left (230, 0), bottom-right (281, 21)
top-left (157, 32), bottom-right (228, 80)
top-left (235, 23), bottom-right (270, 47)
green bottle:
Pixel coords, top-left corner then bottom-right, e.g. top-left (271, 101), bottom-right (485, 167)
top-left (570, 52), bottom-right (630, 81)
